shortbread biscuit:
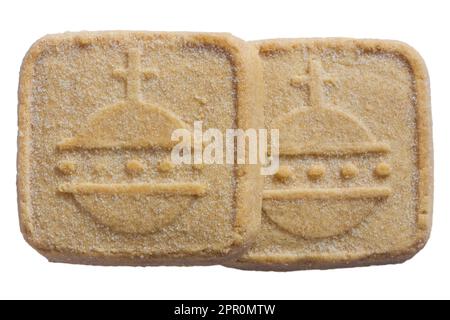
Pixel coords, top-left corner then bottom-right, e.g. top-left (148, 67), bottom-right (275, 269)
top-left (229, 39), bottom-right (432, 270)
top-left (17, 32), bottom-right (263, 265)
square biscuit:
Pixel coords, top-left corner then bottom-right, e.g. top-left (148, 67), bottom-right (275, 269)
top-left (230, 39), bottom-right (433, 270)
top-left (17, 32), bottom-right (263, 265)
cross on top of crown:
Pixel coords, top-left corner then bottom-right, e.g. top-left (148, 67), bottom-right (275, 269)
top-left (290, 56), bottom-right (335, 108)
top-left (113, 48), bottom-right (158, 102)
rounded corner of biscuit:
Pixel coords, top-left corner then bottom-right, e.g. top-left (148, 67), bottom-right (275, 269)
top-left (389, 230), bottom-right (432, 266)
top-left (20, 229), bottom-right (52, 260)
top-left (377, 39), bottom-right (430, 84)
top-left (412, 227), bottom-right (432, 254)
top-left (22, 34), bottom-right (55, 63)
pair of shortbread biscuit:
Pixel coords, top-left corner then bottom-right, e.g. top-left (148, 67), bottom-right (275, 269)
top-left (17, 32), bottom-right (432, 270)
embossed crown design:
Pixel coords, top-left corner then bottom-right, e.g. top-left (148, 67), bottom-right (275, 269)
top-left (57, 48), bottom-right (206, 235)
top-left (273, 57), bottom-right (390, 156)
top-left (58, 48), bottom-right (189, 150)
top-left (264, 55), bottom-right (392, 239)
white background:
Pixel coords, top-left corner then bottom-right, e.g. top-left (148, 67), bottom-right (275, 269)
top-left (0, 0), bottom-right (448, 300)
